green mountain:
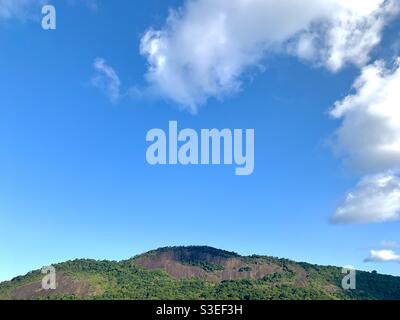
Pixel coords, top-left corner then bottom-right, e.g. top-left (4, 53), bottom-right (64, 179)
top-left (1, 246), bottom-right (399, 300)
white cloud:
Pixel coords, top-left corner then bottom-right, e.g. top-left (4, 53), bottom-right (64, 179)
top-left (332, 173), bottom-right (400, 224)
top-left (331, 59), bottom-right (400, 173)
top-left (91, 58), bottom-right (121, 104)
top-left (323, 0), bottom-right (398, 71)
top-left (329, 56), bottom-right (400, 224)
top-left (365, 249), bottom-right (400, 262)
top-left (140, 0), bottom-right (399, 112)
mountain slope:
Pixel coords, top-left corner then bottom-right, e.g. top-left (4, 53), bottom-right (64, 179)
top-left (1, 246), bottom-right (399, 300)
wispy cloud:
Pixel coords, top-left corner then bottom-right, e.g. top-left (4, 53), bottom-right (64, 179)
top-left (365, 249), bottom-right (400, 263)
top-left (380, 240), bottom-right (400, 249)
top-left (67, 0), bottom-right (99, 12)
top-left (140, 0), bottom-right (399, 112)
top-left (0, 0), bottom-right (44, 20)
top-left (91, 58), bottom-right (121, 104)
top-left (0, 0), bottom-right (98, 20)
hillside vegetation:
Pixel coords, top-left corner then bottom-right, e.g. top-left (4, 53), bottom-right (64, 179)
top-left (1, 246), bottom-right (399, 300)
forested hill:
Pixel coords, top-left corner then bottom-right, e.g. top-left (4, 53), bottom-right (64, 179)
top-left (1, 246), bottom-right (399, 300)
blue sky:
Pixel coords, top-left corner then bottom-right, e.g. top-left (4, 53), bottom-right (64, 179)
top-left (1, 0), bottom-right (400, 281)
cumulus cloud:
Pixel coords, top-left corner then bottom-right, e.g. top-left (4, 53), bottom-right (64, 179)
top-left (332, 173), bottom-right (400, 224)
top-left (91, 58), bottom-right (121, 104)
top-left (331, 59), bottom-right (400, 173)
top-left (140, 0), bottom-right (399, 111)
top-left (365, 249), bottom-right (400, 262)
top-left (330, 59), bottom-right (400, 224)
top-left (322, 0), bottom-right (398, 71)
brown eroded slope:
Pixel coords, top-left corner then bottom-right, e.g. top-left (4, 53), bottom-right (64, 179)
top-left (10, 272), bottom-right (97, 300)
top-left (132, 246), bottom-right (294, 283)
